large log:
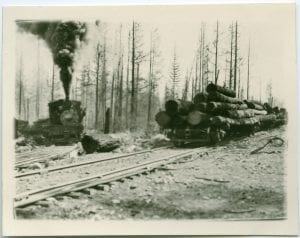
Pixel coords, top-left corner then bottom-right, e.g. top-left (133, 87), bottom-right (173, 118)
top-left (155, 111), bottom-right (171, 128)
top-left (170, 114), bottom-right (187, 129)
top-left (206, 83), bottom-right (236, 98)
top-left (256, 114), bottom-right (277, 129)
top-left (165, 99), bottom-right (194, 116)
top-left (247, 99), bottom-right (264, 106)
top-left (244, 100), bottom-right (265, 111)
top-left (210, 116), bottom-right (259, 127)
top-left (187, 111), bottom-right (209, 125)
top-left (252, 109), bottom-right (267, 115)
top-left (194, 102), bottom-right (207, 112)
top-left (226, 109), bottom-right (255, 119)
top-left (263, 103), bottom-right (273, 114)
top-left (256, 114), bottom-right (277, 123)
top-left (178, 100), bottom-right (195, 115)
top-left (207, 102), bottom-right (248, 112)
top-left (193, 92), bottom-right (208, 104)
top-left (165, 100), bottom-right (179, 116)
top-left (208, 91), bottom-right (243, 104)
top-left (210, 116), bottom-right (237, 127)
top-left (81, 134), bottom-right (121, 154)
top-left (226, 109), bottom-right (266, 118)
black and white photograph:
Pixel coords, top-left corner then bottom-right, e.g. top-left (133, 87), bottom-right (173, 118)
top-left (2, 3), bottom-right (298, 236)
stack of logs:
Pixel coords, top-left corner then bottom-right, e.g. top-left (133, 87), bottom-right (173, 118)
top-left (155, 83), bottom-right (287, 140)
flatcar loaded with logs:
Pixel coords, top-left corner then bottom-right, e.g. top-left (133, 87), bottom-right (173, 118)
top-left (155, 83), bottom-right (287, 146)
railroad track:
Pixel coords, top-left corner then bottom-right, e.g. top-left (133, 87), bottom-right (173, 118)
top-left (14, 148), bottom-right (204, 208)
top-left (15, 146), bottom-right (171, 178)
top-left (15, 146), bottom-right (77, 168)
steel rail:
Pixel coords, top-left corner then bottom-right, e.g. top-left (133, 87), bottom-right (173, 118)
top-left (15, 146), bottom-right (171, 178)
top-left (15, 146), bottom-right (77, 168)
top-left (14, 149), bottom-right (200, 208)
top-left (16, 146), bottom-right (75, 159)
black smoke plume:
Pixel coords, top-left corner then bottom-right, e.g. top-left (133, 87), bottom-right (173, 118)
top-left (16, 21), bottom-right (87, 100)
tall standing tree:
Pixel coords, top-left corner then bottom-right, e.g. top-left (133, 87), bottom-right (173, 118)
top-left (130, 22), bottom-right (145, 131)
top-left (169, 48), bottom-right (181, 100)
top-left (214, 21), bottom-right (219, 84)
top-left (125, 31), bottom-right (131, 129)
top-left (18, 54), bottom-right (23, 119)
top-left (36, 39), bottom-right (41, 120)
top-left (200, 23), bottom-right (206, 91)
top-left (266, 81), bottom-right (273, 106)
top-left (94, 43), bottom-right (102, 130)
top-left (229, 23), bottom-right (234, 89)
top-left (147, 29), bottom-right (162, 130)
top-left (113, 24), bottom-right (124, 132)
top-left (247, 41), bottom-right (251, 100)
top-left (101, 38), bottom-right (107, 131)
top-left (51, 63), bottom-right (55, 102)
top-left (130, 21), bottom-right (136, 131)
top-left (233, 21), bottom-right (238, 92)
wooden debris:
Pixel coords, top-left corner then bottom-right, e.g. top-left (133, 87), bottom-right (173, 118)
top-left (194, 176), bottom-right (230, 183)
top-left (81, 135), bottom-right (121, 154)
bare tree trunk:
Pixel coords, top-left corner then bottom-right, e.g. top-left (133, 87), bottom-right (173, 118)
top-left (95, 44), bottom-right (101, 130)
top-left (104, 108), bottom-right (110, 134)
top-left (101, 40), bottom-right (107, 131)
top-left (238, 67), bottom-right (241, 99)
top-left (135, 63), bottom-right (140, 120)
top-left (229, 23), bottom-right (233, 89)
top-left (233, 21), bottom-right (238, 92)
top-left (117, 56), bottom-right (124, 131)
top-left (26, 98), bottom-right (29, 121)
top-left (191, 76), bottom-right (195, 100)
top-left (247, 41), bottom-right (250, 100)
top-left (214, 21), bottom-right (219, 84)
top-left (110, 72), bottom-right (115, 132)
top-left (36, 39), bottom-right (40, 120)
top-left (259, 78), bottom-right (262, 103)
top-left (51, 63), bottom-right (55, 102)
top-left (199, 27), bottom-right (203, 92)
top-left (85, 64), bottom-right (91, 129)
top-left (130, 21), bottom-right (136, 131)
top-left (195, 52), bottom-right (198, 92)
top-left (125, 31), bottom-right (131, 129)
top-left (147, 33), bottom-right (153, 130)
top-left (18, 55), bottom-right (23, 119)
top-left (201, 24), bottom-right (205, 92)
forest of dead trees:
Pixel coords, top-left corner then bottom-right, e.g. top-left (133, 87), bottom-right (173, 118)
top-left (15, 20), bottom-right (277, 134)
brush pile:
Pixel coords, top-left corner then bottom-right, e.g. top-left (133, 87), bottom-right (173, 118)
top-left (155, 83), bottom-right (287, 144)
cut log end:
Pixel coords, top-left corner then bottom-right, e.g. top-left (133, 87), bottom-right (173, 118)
top-left (187, 111), bottom-right (209, 126)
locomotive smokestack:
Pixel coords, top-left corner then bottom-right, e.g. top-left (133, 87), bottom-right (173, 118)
top-left (16, 21), bottom-right (87, 100)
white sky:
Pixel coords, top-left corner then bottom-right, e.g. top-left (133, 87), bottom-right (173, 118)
top-left (16, 4), bottom-right (295, 106)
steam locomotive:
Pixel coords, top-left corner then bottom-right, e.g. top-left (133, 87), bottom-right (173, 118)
top-left (19, 99), bottom-right (85, 145)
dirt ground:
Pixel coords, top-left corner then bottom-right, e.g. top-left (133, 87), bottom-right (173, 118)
top-left (16, 127), bottom-right (286, 220)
